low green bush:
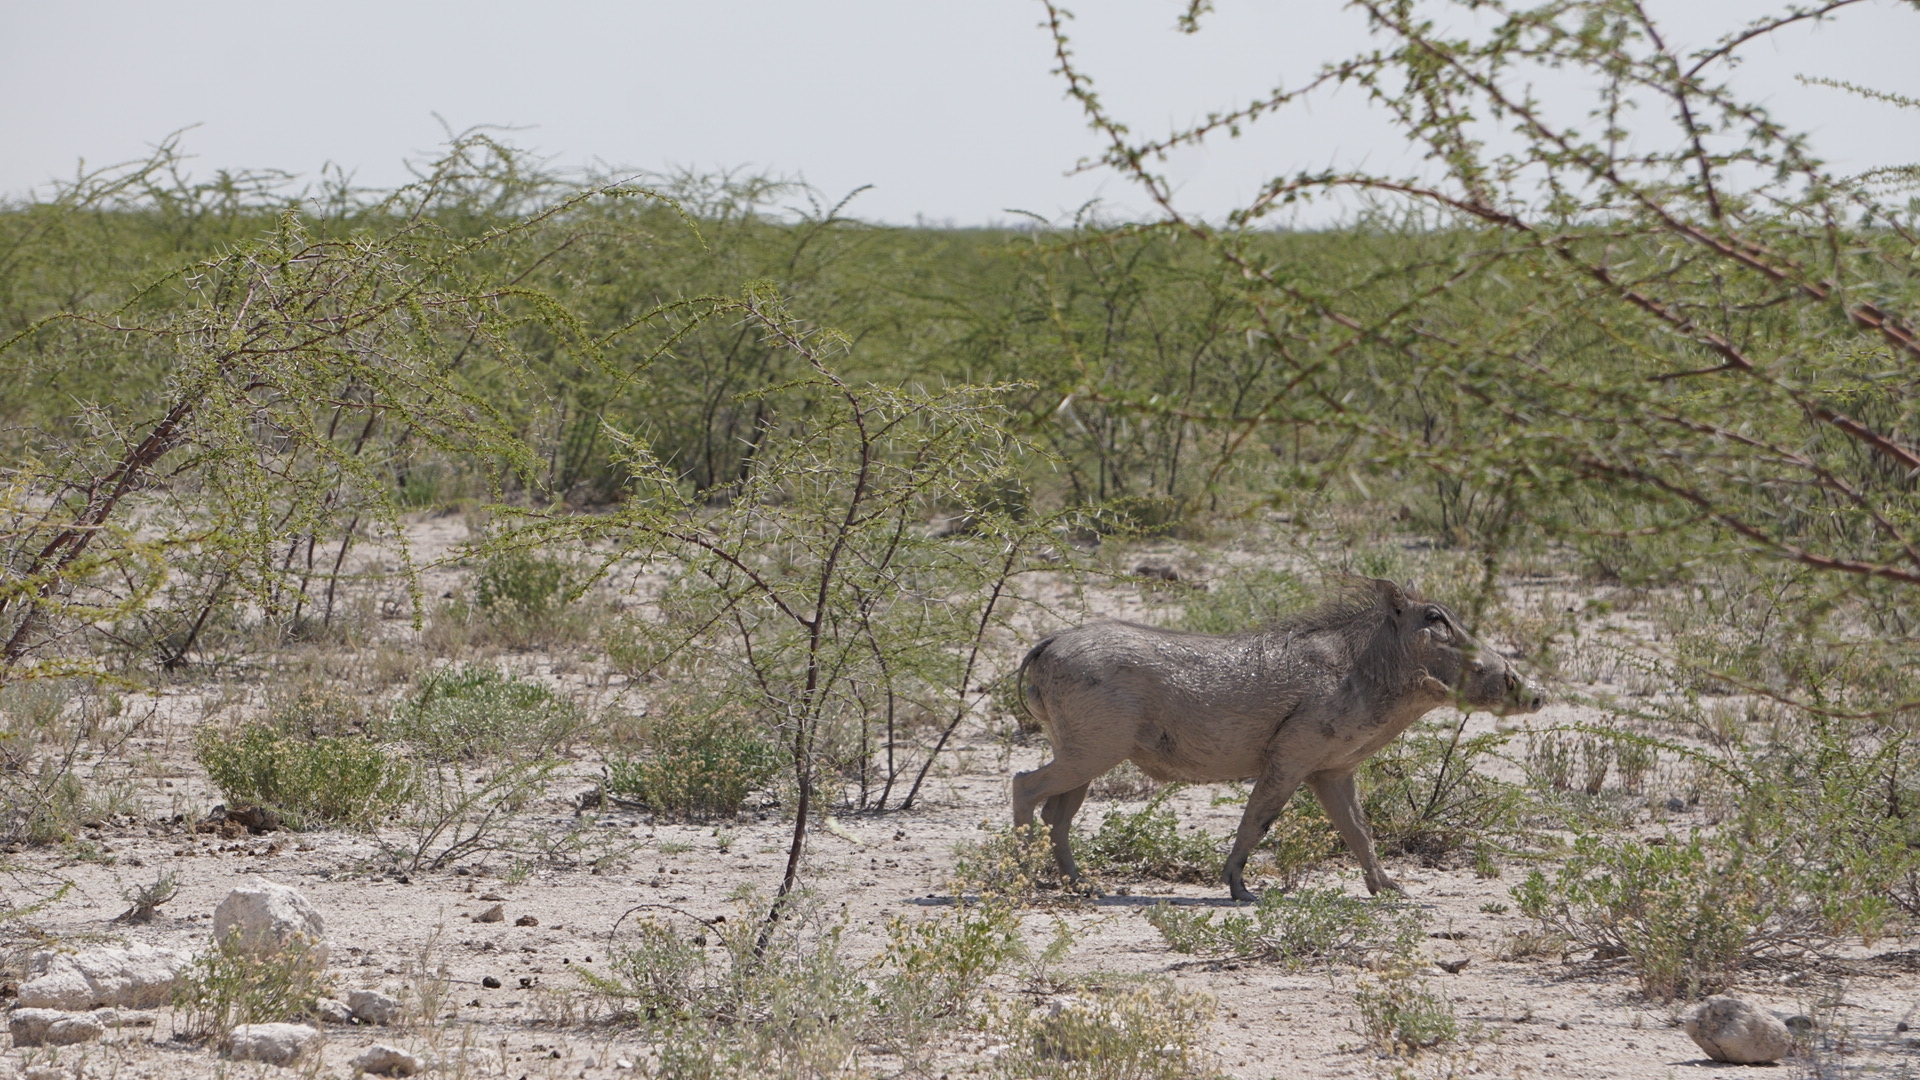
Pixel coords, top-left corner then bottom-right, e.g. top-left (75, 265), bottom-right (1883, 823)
top-left (878, 901), bottom-right (1026, 1009)
top-left (582, 891), bottom-right (870, 1077)
top-left (385, 664), bottom-right (584, 761)
top-left (473, 548), bottom-right (577, 618)
top-left (0, 680), bottom-right (120, 845)
top-left (997, 974), bottom-right (1218, 1080)
top-left (1075, 787), bottom-right (1222, 883)
top-left (603, 702), bottom-right (784, 820)
top-left (1354, 968), bottom-right (1458, 1055)
top-left (950, 824), bottom-right (1065, 900)
top-left (1144, 886), bottom-right (1425, 970)
top-left (1360, 718), bottom-right (1526, 859)
top-left (1177, 567), bottom-right (1310, 634)
top-left (194, 723), bottom-right (415, 830)
top-left (1512, 832), bottom-right (1773, 1000)
top-left (173, 931), bottom-right (334, 1039)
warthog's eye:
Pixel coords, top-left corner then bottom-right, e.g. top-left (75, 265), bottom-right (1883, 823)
top-left (1424, 608), bottom-right (1444, 623)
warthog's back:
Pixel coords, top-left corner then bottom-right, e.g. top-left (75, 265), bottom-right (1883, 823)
top-left (1022, 620), bottom-right (1343, 783)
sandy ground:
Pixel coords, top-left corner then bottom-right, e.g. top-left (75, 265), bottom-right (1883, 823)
top-left (5, 523), bottom-right (1919, 1079)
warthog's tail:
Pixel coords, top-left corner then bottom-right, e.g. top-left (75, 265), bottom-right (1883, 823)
top-left (1011, 635), bottom-right (1056, 735)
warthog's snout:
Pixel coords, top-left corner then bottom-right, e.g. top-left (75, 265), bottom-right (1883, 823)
top-left (1505, 670), bottom-right (1543, 713)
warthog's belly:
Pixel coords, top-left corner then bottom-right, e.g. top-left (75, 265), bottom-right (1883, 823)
top-left (1127, 726), bottom-right (1265, 784)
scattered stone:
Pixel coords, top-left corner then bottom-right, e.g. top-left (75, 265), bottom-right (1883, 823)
top-left (1438, 958), bottom-right (1470, 974)
top-left (1133, 562), bottom-right (1181, 583)
top-left (474, 904), bottom-right (505, 923)
top-left (24, 1067), bottom-right (74, 1080)
top-left (18, 944), bottom-right (191, 1009)
top-left (1898, 1021), bottom-right (1911, 1033)
top-left (226, 1022), bottom-right (320, 1066)
top-left (225, 804), bottom-right (284, 833)
top-left (1684, 995), bottom-right (1795, 1064)
top-left (9, 1007), bottom-right (114, 1047)
top-left (482, 976), bottom-right (502, 989)
top-left (352, 1043), bottom-right (426, 1077)
top-left (515, 915), bottom-right (539, 927)
top-left (478, 892), bottom-right (507, 902)
top-left (213, 878), bottom-right (330, 963)
top-left (194, 803), bottom-right (283, 836)
top-left (314, 997), bottom-right (356, 1024)
top-left (1785, 1014), bottom-right (1815, 1034)
top-left (1665, 797), bottom-right (1688, 813)
top-left (349, 988), bottom-right (403, 1026)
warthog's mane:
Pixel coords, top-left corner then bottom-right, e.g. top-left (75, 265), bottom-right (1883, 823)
top-left (1260, 579), bottom-right (1425, 641)
top-left (1253, 580), bottom-right (1429, 688)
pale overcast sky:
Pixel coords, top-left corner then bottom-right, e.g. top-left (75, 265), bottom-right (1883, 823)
top-left (1, 1), bottom-right (1914, 225)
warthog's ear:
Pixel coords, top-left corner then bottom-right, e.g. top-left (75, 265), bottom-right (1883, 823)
top-left (1371, 577), bottom-right (1406, 613)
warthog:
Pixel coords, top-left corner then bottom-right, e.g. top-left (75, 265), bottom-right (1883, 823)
top-left (1013, 578), bottom-right (1540, 901)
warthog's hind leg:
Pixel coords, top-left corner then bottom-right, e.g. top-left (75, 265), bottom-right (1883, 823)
top-left (1013, 758), bottom-right (1115, 883)
top-left (1041, 783), bottom-right (1090, 882)
top-left (1223, 767), bottom-right (1307, 903)
top-left (1309, 770), bottom-right (1401, 895)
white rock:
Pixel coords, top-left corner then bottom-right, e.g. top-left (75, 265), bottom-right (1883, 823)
top-left (226, 1022), bottom-right (321, 1066)
top-left (352, 1044), bottom-right (426, 1076)
top-left (1684, 995), bottom-right (1796, 1064)
top-left (213, 878), bottom-right (330, 963)
top-left (24, 1067), bottom-right (75, 1080)
top-left (9, 1007), bottom-right (115, 1047)
top-left (349, 988), bottom-right (403, 1025)
top-left (314, 996), bottom-right (356, 1024)
top-left (18, 944), bottom-right (190, 1010)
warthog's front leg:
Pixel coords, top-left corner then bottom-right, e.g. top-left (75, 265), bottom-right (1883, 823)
top-left (1309, 770), bottom-right (1402, 896)
top-left (1223, 767), bottom-right (1307, 903)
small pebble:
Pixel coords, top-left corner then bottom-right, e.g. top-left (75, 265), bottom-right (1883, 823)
top-left (482, 976), bottom-right (502, 989)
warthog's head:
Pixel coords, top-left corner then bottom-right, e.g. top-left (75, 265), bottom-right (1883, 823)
top-left (1376, 580), bottom-right (1543, 714)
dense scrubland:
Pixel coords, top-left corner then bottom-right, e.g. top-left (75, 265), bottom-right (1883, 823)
top-left (5, 2), bottom-right (1920, 1077)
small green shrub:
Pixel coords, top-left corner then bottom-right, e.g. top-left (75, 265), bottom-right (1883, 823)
top-left (1355, 968), bottom-right (1458, 1055)
top-left (173, 933), bottom-right (333, 1039)
top-left (194, 723), bottom-right (415, 830)
top-left (262, 681), bottom-right (369, 740)
top-left (385, 664), bottom-right (584, 761)
top-left (388, 756), bottom-right (559, 871)
top-left (997, 975), bottom-right (1218, 1080)
top-left (1178, 567), bottom-right (1310, 634)
top-left (1512, 832), bottom-right (1770, 999)
top-left (1076, 787), bottom-right (1221, 883)
top-left (951, 824), bottom-right (1066, 900)
top-left (1360, 718), bottom-right (1525, 858)
top-left (1526, 733), bottom-right (1575, 792)
top-left (0, 680), bottom-right (121, 845)
top-left (603, 702), bottom-right (784, 819)
top-left (1144, 886), bottom-right (1425, 970)
top-left (879, 901), bottom-right (1026, 1008)
top-left (473, 548), bottom-right (576, 618)
top-left (582, 891), bottom-right (870, 1077)
top-left (1257, 789), bottom-right (1342, 891)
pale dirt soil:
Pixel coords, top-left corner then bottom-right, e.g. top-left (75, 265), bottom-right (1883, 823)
top-left (5, 519), bottom-right (1919, 1079)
